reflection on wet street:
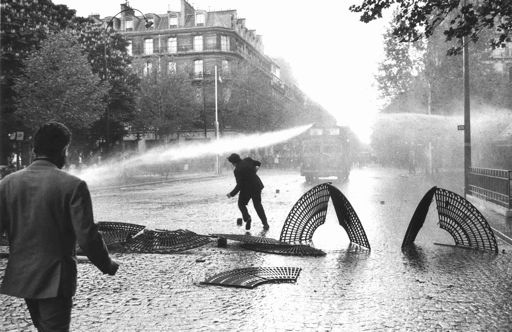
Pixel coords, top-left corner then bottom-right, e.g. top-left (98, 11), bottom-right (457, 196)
top-left (1, 166), bottom-right (511, 331)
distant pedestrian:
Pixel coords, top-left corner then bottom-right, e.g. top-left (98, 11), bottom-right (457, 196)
top-left (226, 153), bottom-right (269, 231)
top-left (0, 121), bottom-right (119, 331)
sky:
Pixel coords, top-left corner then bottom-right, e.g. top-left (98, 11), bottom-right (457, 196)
top-left (54, 0), bottom-right (388, 143)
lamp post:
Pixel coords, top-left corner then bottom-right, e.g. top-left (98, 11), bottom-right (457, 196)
top-left (462, 0), bottom-right (471, 198)
top-left (214, 65), bottom-right (220, 175)
top-left (103, 4), bottom-right (153, 154)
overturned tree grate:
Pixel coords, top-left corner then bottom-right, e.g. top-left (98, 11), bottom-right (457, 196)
top-left (97, 221), bottom-right (146, 246)
top-left (212, 233), bottom-right (325, 256)
top-left (211, 234), bottom-right (283, 245)
top-left (241, 243), bottom-right (326, 257)
top-left (402, 187), bottom-right (437, 248)
top-left (124, 229), bottom-right (212, 253)
top-left (402, 186), bottom-right (498, 253)
top-left (435, 188), bottom-right (498, 253)
top-left (201, 267), bottom-right (302, 289)
top-left (327, 184), bottom-right (371, 249)
top-left (279, 183), bottom-right (331, 244)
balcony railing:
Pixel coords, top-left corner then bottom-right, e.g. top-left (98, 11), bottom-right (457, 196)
top-left (468, 167), bottom-right (512, 209)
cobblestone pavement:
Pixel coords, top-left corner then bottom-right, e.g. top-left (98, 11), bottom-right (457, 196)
top-left (1, 166), bottom-right (512, 331)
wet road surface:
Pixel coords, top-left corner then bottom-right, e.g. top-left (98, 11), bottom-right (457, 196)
top-left (1, 166), bottom-right (512, 331)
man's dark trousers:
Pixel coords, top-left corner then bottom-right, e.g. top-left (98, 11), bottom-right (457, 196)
top-left (238, 190), bottom-right (267, 224)
top-left (25, 296), bottom-right (73, 331)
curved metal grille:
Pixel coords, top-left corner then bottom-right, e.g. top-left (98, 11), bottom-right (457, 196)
top-left (402, 187), bottom-right (437, 248)
top-left (241, 243), bottom-right (326, 256)
top-left (201, 267), bottom-right (302, 289)
top-left (97, 221), bottom-right (146, 246)
top-left (402, 187), bottom-right (498, 253)
top-left (211, 234), bottom-right (283, 245)
top-left (279, 183), bottom-right (331, 244)
top-left (435, 188), bottom-right (498, 253)
top-left (124, 229), bottom-right (212, 253)
top-left (327, 184), bottom-right (371, 249)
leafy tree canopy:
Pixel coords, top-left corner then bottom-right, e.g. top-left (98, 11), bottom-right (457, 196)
top-left (13, 31), bottom-right (108, 130)
top-left (350, 0), bottom-right (512, 54)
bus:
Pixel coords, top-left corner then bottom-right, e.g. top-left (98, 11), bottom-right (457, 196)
top-left (300, 124), bottom-right (352, 182)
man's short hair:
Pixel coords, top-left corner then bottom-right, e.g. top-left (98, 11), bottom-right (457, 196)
top-left (227, 153), bottom-right (241, 163)
top-left (33, 121), bottom-right (71, 156)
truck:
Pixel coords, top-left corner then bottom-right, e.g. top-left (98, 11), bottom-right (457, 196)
top-left (300, 124), bottom-right (352, 182)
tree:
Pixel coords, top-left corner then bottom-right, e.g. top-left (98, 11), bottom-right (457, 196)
top-left (13, 31), bottom-right (108, 132)
top-left (0, 0), bottom-right (78, 164)
top-left (376, 9), bottom-right (512, 115)
top-left (350, 0), bottom-right (512, 55)
top-left (224, 62), bottom-right (276, 131)
top-left (76, 24), bottom-right (140, 147)
top-left (376, 20), bottom-right (427, 113)
top-left (134, 59), bottom-right (196, 139)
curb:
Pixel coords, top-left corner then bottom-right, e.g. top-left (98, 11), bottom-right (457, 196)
top-left (92, 174), bottom-right (225, 191)
top-left (492, 227), bottom-right (512, 246)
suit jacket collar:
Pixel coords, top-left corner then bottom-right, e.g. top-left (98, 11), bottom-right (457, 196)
top-left (29, 159), bottom-right (59, 169)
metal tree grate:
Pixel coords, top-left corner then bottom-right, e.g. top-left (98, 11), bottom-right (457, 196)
top-left (241, 243), bottom-right (326, 257)
top-left (201, 267), bottom-right (302, 289)
top-left (402, 187), bottom-right (437, 248)
top-left (279, 183), bottom-right (331, 244)
top-left (212, 233), bottom-right (325, 256)
top-left (434, 188), bottom-right (498, 253)
top-left (401, 187), bottom-right (498, 253)
top-left (327, 184), bottom-right (371, 249)
top-left (124, 229), bottom-right (212, 253)
top-left (211, 234), bottom-right (283, 245)
top-left (97, 221), bottom-right (146, 246)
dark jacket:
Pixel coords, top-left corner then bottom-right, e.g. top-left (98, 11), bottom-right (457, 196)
top-left (229, 157), bottom-right (264, 197)
top-left (0, 160), bottom-right (115, 299)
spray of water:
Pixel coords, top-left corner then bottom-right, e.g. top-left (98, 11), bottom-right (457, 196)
top-left (72, 124), bottom-right (312, 185)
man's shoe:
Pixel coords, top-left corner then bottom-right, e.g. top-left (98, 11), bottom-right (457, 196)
top-left (245, 218), bottom-right (252, 230)
top-left (263, 223), bottom-right (269, 231)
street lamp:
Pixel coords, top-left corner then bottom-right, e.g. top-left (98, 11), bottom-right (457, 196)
top-left (214, 65), bottom-right (221, 175)
top-left (103, 4), bottom-right (153, 154)
top-left (462, 0), bottom-right (471, 197)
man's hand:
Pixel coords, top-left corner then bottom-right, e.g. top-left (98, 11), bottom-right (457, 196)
top-left (107, 260), bottom-right (120, 276)
top-left (226, 193), bottom-right (232, 198)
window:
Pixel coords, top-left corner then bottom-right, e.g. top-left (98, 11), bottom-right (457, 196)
top-left (196, 13), bottom-right (205, 26)
top-left (169, 16), bottom-right (178, 28)
top-left (326, 128), bottom-right (340, 135)
top-left (194, 59), bottom-right (203, 77)
top-left (125, 20), bottom-right (133, 31)
top-left (126, 40), bottom-right (132, 56)
top-left (143, 62), bottom-right (152, 76)
top-left (193, 35), bottom-right (203, 51)
top-left (221, 35), bottom-right (230, 51)
top-left (168, 37), bottom-right (177, 53)
top-left (310, 128), bottom-right (323, 136)
top-left (178, 36), bottom-right (192, 52)
top-left (168, 61), bottom-right (176, 74)
top-left (205, 34), bottom-right (217, 50)
top-left (222, 60), bottom-right (229, 74)
top-left (144, 39), bottom-right (153, 55)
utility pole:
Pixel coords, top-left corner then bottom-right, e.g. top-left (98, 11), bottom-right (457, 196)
top-left (462, 0), bottom-right (471, 197)
top-left (214, 65), bottom-right (220, 175)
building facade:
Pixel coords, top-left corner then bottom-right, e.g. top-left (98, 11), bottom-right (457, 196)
top-left (96, 0), bottom-right (317, 145)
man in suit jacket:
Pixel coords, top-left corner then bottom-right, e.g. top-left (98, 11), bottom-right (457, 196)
top-left (0, 121), bottom-right (119, 331)
top-left (226, 153), bottom-right (269, 231)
